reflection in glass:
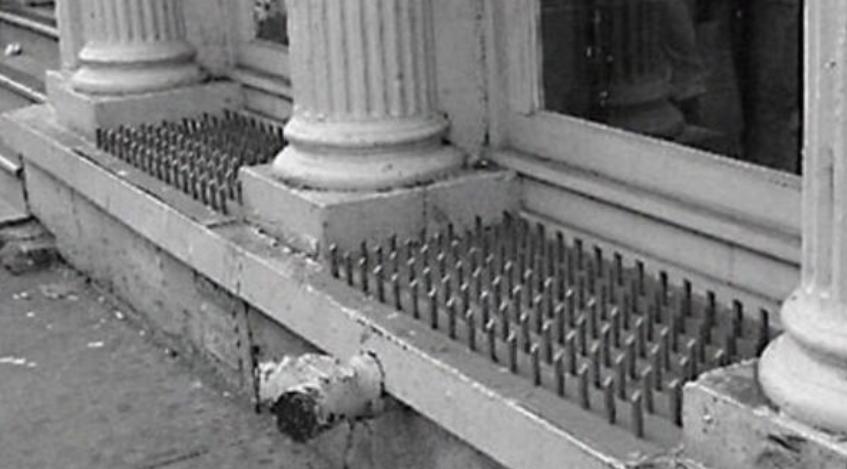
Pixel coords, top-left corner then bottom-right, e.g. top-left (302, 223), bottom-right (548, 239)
top-left (254, 0), bottom-right (288, 46)
top-left (540, 0), bottom-right (801, 173)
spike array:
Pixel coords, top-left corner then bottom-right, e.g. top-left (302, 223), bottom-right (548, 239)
top-left (327, 213), bottom-right (772, 442)
top-left (95, 111), bottom-right (286, 214)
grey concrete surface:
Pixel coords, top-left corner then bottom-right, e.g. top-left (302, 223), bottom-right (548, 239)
top-left (0, 262), bottom-right (331, 469)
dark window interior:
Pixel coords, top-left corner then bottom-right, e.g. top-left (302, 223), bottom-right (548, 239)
top-left (540, 0), bottom-right (802, 174)
top-left (253, 0), bottom-right (289, 46)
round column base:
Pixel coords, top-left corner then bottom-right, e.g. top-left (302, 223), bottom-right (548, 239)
top-left (71, 62), bottom-right (202, 96)
top-left (272, 143), bottom-right (465, 192)
top-left (759, 334), bottom-right (847, 433)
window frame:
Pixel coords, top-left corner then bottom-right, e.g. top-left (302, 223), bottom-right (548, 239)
top-left (487, 0), bottom-right (802, 267)
top-left (232, 0), bottom-right (290, 76)
top-left (229, 0), bottom-right (293, 120)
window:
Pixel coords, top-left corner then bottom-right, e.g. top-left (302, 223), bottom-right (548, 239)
top-left (539, 0), bottom-right (801, 174)
top-left (231, 0), bottom-right (290, 81)
top-left (489, 0), bottom-right (803, 291)
top-left (230, 0), bottom-right (293, 120)
top-left (254, 0), bottom-right (289, 46)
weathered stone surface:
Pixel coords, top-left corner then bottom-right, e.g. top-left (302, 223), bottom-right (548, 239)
top-left (242, 164), bottom-right (519, 255)
top-left (684, 360), bottom-right (847, 469)
top-left (0, 221), bottom-right (57, 274)
top-left (47, 72), bottom-right (243, 141)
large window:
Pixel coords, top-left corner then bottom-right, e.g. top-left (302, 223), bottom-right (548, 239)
top-left (539, 0), bottom-right (801, 173)
top-left (490, 0), bottom-right (803, 294)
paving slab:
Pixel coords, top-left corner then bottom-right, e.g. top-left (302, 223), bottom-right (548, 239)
top-left (0, 262), bottom-right (331, 469)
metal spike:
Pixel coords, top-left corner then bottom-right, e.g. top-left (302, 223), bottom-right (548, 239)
top-left (359, 243), bottom-right (370, 293)
top-left (542, 321), bottom-right (554, 364)
top-left (499, 302), bottom-right (511, 341)
top-left (466, 308), bottom-right (477, 351)
top-left (485, 319), bottom-right (497, 362)
top-left (578, 364), bottom-right (590, 409)
top-left (669, 379), bottom-right (683, 426)
top-left (555, 303), bottom-right (566, 345)
top-left (447, 298), bottom-right (457, 339)
top-left (479, 291), bottom-right (491, 325)
top-left (508, 332), bottom-right (519, 374)
top-left (576, 315), bottom-right (588, 356)
top-left (410, 280), bottom-right (420, 319)
top-left (555, 351), bottom-right (566, 396)
top-left (625, 336), bottom-right (638, 380)
top-left (651, 345), bottom-right (664, 391)
top-left (344, 253), bottom-right (354, 286)
top-left (392, 273), bottom-right (402, 311)
top-left (590, 343), bottom-right (602, 388)
top-left (601, 325), bottom-right (613, 369)
top-left (565, 330), bottom-right (578, 375)
top-left (520, 313), bottom-right (531, 353)
top-left (615, 355), bottom-right (627, 399)
top-left (641, 368), bottom-right (655, 414)
top-left (635, 317), bottom-right (647, 358)
top-left (428, 289), bottom-right (438, 330)
top-left (531, 344), bottom-right (541, 386)
top-left (631, 391), bottom-right (644, 438)
top-left (329, 245), bottom-right (339, 278)
top-left (610, 307), bottom-right (621, 348)
top-left (604, 377), bottom-right (616, 424)
top-left (660, 271), bottom-right (669, 306)
top-left (375, 266), bottom-right (385, 303)
top-left (732, 299), bottom-right (744, 338)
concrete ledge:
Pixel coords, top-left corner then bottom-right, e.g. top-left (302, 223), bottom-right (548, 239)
top-left (241, 164), bottom-right (520, 254)
top-left (3, 104), bottom-right (670, 469)
top-left (683, 360), bottom-right (847, 469)
top-left (46, 71), bottom-right (244, 140)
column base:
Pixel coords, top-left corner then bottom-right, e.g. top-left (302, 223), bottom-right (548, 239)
top-left (758, 289), bottom-right (847, 434)
top-left (47, 71), bottom-right (243, 141)
top-left (759, 335), bottom-right (847, 434)
top-left (272, 142), bottom-right (466, 192)
top-left (240, 164), bottom-right (519, 255)
top-left (683, 361), bottom-right (847, 469)
top-left (70, 62), bottom-right (202, 96)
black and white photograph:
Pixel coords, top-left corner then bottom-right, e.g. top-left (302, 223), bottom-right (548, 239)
top-left (0, 1), bottom-right (838, 468)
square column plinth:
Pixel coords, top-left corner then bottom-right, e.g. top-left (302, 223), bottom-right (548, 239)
top-left (683, 361), bottom-right (847, 469)
top-left (46, 71), bottom-right (243, 141)
top-left (241, 165), bottom-right (519, 255)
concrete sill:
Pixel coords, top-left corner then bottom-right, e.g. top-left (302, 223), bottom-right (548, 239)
top-left (2, 104), bottom-right (676, 469)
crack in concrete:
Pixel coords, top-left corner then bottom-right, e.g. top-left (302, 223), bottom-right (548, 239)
top-left (137, 447), bottom-right (211, 469)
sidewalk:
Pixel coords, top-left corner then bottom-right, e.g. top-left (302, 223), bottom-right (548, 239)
top-left (0, 262), bottom-right (329, 468)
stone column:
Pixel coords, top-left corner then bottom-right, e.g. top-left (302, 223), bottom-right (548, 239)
top-left (273, 0), bottom-right (464, 191)
top-left (758, 0), bottom-right (847, 433)
top-left (71, 0), bottom-right (202, 95)
top-left (56, 0), bottom-right (85, 71)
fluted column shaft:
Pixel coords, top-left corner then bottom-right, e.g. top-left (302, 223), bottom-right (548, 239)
top-left (273, 0), bottom-right (463, 191)
top-left (71, 0), bottom-right (201, 95)
top-left (758, 0), bottom-right (847, 433)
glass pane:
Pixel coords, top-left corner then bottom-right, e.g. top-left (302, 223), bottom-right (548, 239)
top-left (253, 0), bottom-right (289, 46)
top-left (540, 0), bottom-right (802, 174)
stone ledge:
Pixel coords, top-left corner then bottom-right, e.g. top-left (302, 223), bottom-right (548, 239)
top-left (241, 164), bottom-right (520, 255)
top-left (683, 360), bottom-right (847, 469)
top-left (46, 71), bottom-right (244, 141)
top-left (3, 103), bottom-right (668, 469)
